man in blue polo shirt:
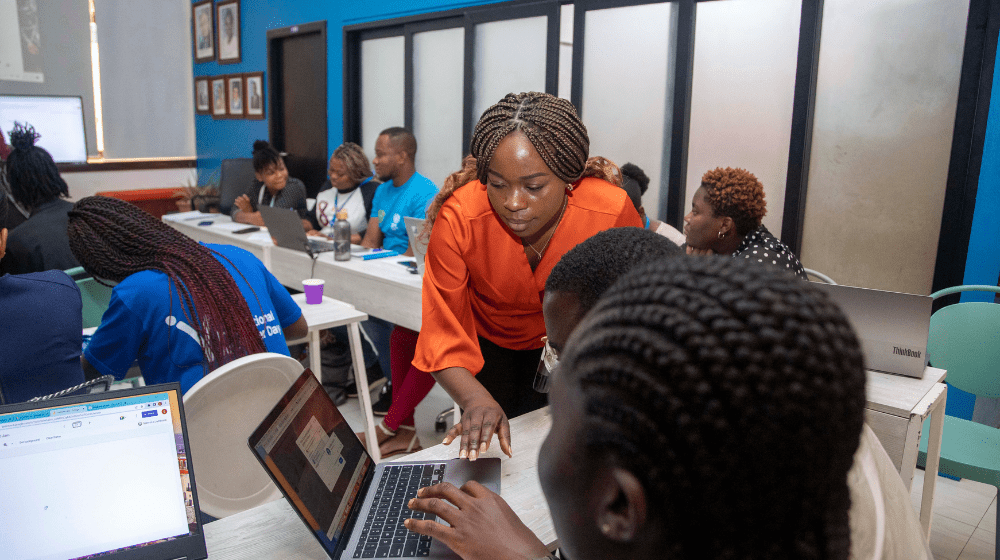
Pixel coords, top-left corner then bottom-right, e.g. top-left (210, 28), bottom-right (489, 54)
top-left (361, 127), bottom-right (438, 255)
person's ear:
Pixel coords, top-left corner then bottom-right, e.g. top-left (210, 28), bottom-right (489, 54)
top-left (254, 171), bottom-right (264, 182)
top-left (594, 466), bottom-right (647, 543)
top-left (0, 227), bottom-right (7, 261)
top-left (720, 216), bottom-right (736, 237)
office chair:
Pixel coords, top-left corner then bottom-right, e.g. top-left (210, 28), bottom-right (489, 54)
top-left (916, 285), bottom-right (1000, 559)
top-left (65, 266), bottom-right (114, 329)
top-left (218, 158), bottom-right (256, 215)
top-left (803, 267), bottom-right (837, 285)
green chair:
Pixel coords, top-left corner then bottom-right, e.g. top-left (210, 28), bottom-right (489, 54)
top-left (65, 266), bottom-right (113, 329)
top-left (917, 284), bottom-right (1000, 559)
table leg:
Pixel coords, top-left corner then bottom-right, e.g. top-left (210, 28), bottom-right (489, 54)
top-left (919, 384), bottom-right (947, 543)
top-left (349, 322), bottom-right (380, 462)
top-left (309, 330), bottom-right (322, 382)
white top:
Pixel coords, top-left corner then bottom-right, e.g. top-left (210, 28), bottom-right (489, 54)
top-left (315, 187), bottom-right (368, 235)
top-left (654, 221), bottom-right (687, 247)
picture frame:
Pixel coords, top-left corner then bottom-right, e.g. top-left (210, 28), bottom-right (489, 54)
top-left (192, 0), bottom-right (214, 64)
top-left (244, 72), bottom-right (265, 119)
top-left (194, 78), bottom-right (211, 114)
top-left (216, 0), bottom-right (241, 65)
top-left (211, 77), bottom-right (227, 118)
top-left (227, 74), bottom-right (245, 117)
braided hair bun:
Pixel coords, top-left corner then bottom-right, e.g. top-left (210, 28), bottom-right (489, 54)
top-left (563, 256), bottom-right (866, 560)
top-left (8, 122), bottom-right (40, 151)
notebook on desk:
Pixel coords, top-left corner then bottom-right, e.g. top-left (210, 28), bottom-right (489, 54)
top-left (0, 384), bottom-right (207, 560)
top-left (813, 283), bottom-right (932, 379)
top-left (248, 370), bottom-right (500, 559)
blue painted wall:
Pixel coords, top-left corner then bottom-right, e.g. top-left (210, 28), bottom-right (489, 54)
top-left (193, 0), bottom-right (505, 185)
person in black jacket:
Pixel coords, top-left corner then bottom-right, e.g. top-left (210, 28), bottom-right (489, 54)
top-left (309, 142), bottom-right (380, 243)
top-left (1, 122), bottom-right (79, 275)
top-left (231, 140), bottom-right (311, 230)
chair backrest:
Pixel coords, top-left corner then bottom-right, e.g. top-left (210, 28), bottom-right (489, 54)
top-left (928, 285), bottom-right (1000, 398)
top-left (182, 352), bottom-right (304, 518)
top-left (218, 158), bottom-right (256, 215)
top-left (29, 375), bottom-right (117, 402)
top-left (804, 267), bottom-right (837, 285)
top-left (65, 266), bottom-right (114, 329)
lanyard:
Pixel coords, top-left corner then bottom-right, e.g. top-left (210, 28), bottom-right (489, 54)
top-left (258, 185), bottom-right (277, 207)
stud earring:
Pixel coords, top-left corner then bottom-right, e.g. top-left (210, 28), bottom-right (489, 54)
top-left (600, 523), bottom-right (612, 536)
top-left (566, 184), bottom-right (574, 192)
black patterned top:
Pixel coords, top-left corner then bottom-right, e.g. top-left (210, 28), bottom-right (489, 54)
top-left (732, 225), bottom-right (807, 279)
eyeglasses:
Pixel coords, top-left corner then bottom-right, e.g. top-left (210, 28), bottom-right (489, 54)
top-left (533, 336), bottom-right (559, 393)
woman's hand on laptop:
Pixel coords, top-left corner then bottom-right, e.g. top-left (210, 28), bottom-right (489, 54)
top-left (404, 481), bottom-right (549, 560)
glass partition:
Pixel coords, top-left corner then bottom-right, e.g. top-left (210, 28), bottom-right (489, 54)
top-left (413, 27), bottom-right (465, 187)
top-left (472, 16), bottom-right (548, 128)
top-left (360, 36), bottom-right (405, 158)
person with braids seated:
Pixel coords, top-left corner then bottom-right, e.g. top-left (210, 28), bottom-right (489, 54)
top-left (683, 166), bottom-right (806, 278)
top-left (370, 92), bottom-right (642, 461)
top-left (401, 257), bottom-right (877, 560)
top-left (232, 140), bottom-right (311, 231)
top-left (1, 122), bottom-right (80, 275)
top-left (360, 127), bottom-right (438, 255)
top-left (309, 142), bottom-right (380, 243)
top-left (68, 196), bottom-right (308, 393)
top-left (619, 162), bottom-right (685, 247)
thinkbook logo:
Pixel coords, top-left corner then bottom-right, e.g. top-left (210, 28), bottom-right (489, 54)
top-left (893, 347), bottom-right (922, 359)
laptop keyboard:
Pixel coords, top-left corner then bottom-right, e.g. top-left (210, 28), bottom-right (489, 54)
top-left (353, 463), bottom-right (447, 558)
top-left (309, 238), bottom-right (337, 252)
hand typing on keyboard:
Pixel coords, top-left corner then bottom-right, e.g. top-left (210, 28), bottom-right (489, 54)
top-left (355, 464), bottom-right (446, 558)
top-left (403, 481), bottom-right (549, 560)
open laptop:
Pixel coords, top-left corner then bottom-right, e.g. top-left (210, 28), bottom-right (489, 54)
top-left (404, 217), bottom-right (428, 274)
top-left (813, 283), bottom-right (932, 378)
top-left (0, 384), bottom-right (207, 560)
top-left (248, 370), bottom-right (500, 559)
top-left (260, 205), bottom-right (337, 256)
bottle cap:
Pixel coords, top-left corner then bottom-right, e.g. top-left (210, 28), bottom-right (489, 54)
top-left (336, 210), bottom-right (348, 220)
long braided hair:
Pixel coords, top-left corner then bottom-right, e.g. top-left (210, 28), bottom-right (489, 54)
top-left (562, 257), bottom-right (866, 560)
top-left (424, 92), bottom-right (620, 229)
top-left (4, 122), bottom-right (70, 210)
top-left (67, 196), bottom-right (267, 373)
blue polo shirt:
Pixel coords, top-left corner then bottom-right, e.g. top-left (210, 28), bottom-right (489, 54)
top-left (84, 244), bottom-right (302, 394)
top-left (371, 172), bottom-right (438, 254)
top-left (0, 270), bottom-right (84, 402)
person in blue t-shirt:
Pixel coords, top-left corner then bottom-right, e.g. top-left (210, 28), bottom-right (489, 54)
top-left (361, 127), bottom-right (439, 255)
top-left (67, 197), bottom-right (308, 394)
top-left (0, 221), bottom-right (84, 403)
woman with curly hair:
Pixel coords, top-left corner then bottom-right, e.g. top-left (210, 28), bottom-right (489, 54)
top-left (309, 142), bottom-right (381, 243)
top-left (363, 92), bottom-right (641, 459)
top-left (684, 167), bottom-right (805, 278)
top-left (403, 257), bottom-right (871, 560)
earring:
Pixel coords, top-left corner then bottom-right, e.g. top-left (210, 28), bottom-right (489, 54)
top-left (600, 523), bottom-right (612, 536)
top-left (718, 230), bottom-right (725, 239)
top-left (566, 184), bottom-right (574, 192)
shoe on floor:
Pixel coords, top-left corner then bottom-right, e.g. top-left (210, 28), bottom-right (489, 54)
top-left (356, 422), bottom-right (422, 459)
top-left (345, 363), bottom-right (387, 398)
top-left (371, 382), bottom-right (392, 417)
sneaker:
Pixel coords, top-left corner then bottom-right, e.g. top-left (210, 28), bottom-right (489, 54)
top-left (371, 382), bottom-right (392, 417)
top-left (344, 363), bottom-right (386, 398)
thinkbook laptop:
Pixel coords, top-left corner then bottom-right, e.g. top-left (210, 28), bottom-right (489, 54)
top-left (0, 384), bottom-right (207, 560)
top-left (248, 370), bottom-right (500, 559)
top-left (813, 283), bottom-right (932, 378)
top-left (260, 205), bottom-right (337, 255)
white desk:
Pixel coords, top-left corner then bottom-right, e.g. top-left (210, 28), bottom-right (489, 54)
top-left (163, 213), bottom-right (423, 330)
top-left (202, 408), bottom-right (554, 559)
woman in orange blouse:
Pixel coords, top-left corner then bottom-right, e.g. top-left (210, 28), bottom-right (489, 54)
top-left (368, 92), bottom-right (641, 460)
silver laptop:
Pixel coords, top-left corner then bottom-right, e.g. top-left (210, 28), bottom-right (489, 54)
top-left (404, 217), bottom-right (428, 274)
top-left (0, 383), bottom-right (207, 560)
top-left (260, 205), bottom-right (337, 256)
top-left (249, 370), bottom-right (500, 559)
top-left (813, 283), bottom-right (932, 378)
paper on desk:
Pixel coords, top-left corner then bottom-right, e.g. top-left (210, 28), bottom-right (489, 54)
top-left (210, 222), bottom-right (253, 232)
top-left (163, 211), bottom-right (211, 222)
top-left (247, 232), bottom-right (273, 244)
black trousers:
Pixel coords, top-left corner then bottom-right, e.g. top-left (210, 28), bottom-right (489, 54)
top-left (474, 336), bottom-right (548, 419)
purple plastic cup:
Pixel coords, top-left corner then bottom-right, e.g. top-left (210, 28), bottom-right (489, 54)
top-left (302, 279), bottom-right (325, 304)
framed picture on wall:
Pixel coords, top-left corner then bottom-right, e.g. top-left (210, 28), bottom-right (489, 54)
top-left (194, 78), bottom-right (210, 114)
top-left (211, 77), bottom-right (227, 118)
top-left (192, 0), bottom-right (214, 63)
top-left (244, 72), bottom-right (264, 119)
top-left (227, 75), bottom-right (245, 117)
top-left (216, 0), bottom-right (241, 65)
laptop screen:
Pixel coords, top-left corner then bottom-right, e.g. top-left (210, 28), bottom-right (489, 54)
top-left (0, 387), bottom-right (201, 560)
top-left (249, 372), bottom-right (373, 555)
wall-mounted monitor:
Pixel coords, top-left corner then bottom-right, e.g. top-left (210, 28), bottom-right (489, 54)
top-left (0, 95), bottom-right (88, 163)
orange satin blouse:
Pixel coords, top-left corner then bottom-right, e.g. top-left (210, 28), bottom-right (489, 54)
top-left (412, 177), bottom-right (643, 375)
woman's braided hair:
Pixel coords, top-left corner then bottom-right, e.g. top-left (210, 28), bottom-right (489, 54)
top-left (67, 196), bottom-right (267, 373)
top-left (562, 257), bottom-right (866, 560)
top-left (331, 142), bottom-right (376, 187)
top-left (4, 122), bottom-right (70, 210)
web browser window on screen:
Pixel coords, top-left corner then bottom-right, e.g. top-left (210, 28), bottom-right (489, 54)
top-left (0, 391), bottom-right (195, 560)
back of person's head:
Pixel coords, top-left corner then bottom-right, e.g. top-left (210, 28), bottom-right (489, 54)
top-left (700, 167), bottom-right (766, 237)
top-left (67, 196), bottom-right (267, 373)
top-left (4, 122), bottom-right (69, 209)
top-left (251, 140), bottom-right (282, 174)
top-left (545, 227), bottom-right (680, 313)
top-left (378, 127), bottom-right (417, 162)
top-left (550, 257), bottom-right (866, 560)
top-left (331, 142), bottom-right (375, 186)
top-left (622, 162), bottom-right (649, 197)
